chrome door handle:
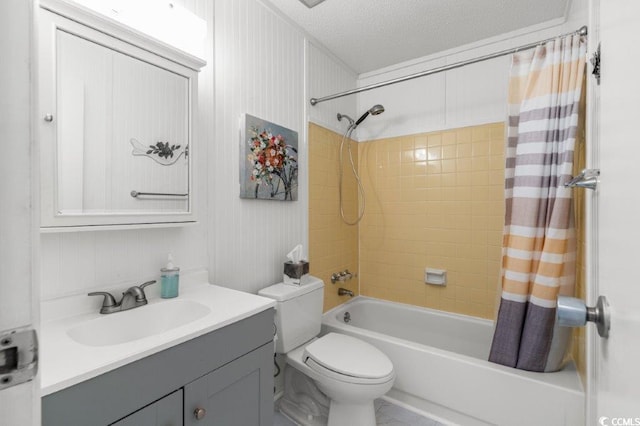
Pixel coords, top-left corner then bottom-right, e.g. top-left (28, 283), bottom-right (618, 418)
top-left (557, 295), bottom-right (610, 338)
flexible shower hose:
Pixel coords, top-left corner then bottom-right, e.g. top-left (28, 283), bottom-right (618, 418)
top-left (338, 126), bottom-right (366, 226)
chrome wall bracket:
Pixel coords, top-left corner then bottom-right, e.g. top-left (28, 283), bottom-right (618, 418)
top-left (565, 168), bottom-right (600, 190)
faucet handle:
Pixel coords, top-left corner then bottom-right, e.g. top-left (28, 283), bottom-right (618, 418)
top-left (88, 291), bottom-right (117, 308)
top-left (132, 280), bottom-right (156, 302)
top-left (139, 280), bottom-right (156, 291)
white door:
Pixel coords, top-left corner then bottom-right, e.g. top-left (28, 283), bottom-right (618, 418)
top-left (595, 0), bottom-right (640, 424)
top-left (0, 0), bottom-right (40, 424)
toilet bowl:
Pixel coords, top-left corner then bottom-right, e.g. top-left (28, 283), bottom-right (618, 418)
top-left (286, 333), bottom-right (395, 425)
top-left (258, 277), bottom-right (395, 426)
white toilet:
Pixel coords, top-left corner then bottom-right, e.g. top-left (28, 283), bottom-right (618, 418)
top-left (259, 276), bottom-right (395, 426)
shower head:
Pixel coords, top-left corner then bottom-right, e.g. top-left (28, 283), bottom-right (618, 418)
top-left (354, 104), bottom-right (385, 126)
top-left (369, 104), bottom-right (385, 115)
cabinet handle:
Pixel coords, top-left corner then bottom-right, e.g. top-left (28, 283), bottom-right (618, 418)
top-left (44, 114), bottom-right (54, 122)
top-left (194, 407), bottom-right (207, 420)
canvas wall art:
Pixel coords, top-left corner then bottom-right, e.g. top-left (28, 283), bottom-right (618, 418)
top-left (240, 114), bottom-right (298, 201)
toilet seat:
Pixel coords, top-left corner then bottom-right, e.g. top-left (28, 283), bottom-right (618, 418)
top-left (303, 333), bottom-right (394, 385)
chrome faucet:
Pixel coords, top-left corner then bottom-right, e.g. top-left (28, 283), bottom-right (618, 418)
top-left (88, 280), bottom-right (156, 314)
top-left (338, 288), bottom-right (354, 297)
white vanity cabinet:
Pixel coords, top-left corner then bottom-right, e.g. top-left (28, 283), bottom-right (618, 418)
top-left (38, 0), bottom-right (205, 230)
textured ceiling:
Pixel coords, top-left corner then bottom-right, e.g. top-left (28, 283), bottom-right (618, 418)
top-left (269, 0), bottom-right (570, 74)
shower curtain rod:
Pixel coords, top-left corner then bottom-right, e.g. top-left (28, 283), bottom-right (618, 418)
top-left (309, 26), bottom-right (588, 106)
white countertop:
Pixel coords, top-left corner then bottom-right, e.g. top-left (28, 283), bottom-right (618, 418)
top-left (40, 270), bottom-right (275, 396)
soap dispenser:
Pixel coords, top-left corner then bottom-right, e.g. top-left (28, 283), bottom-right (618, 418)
top-left (160, 254), bottom-right (180, 298)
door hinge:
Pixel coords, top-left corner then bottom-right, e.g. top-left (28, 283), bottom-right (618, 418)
top-left (591, 43), bottom-right (601, 85)
top-left (0, 329), bottom-right (38, 391)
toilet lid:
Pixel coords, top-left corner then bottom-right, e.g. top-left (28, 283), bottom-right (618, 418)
top-left (303, 333), bottom-right (394, 380)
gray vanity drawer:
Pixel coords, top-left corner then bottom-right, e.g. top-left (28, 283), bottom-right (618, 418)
top-left (111, 389), bottom-right (183, 426)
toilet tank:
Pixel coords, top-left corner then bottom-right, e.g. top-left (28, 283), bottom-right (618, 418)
top-left (258, 276), bottom-right (324, 354)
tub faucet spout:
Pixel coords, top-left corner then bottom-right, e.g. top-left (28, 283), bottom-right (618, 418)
top-left (338, 288), bottom-right (354, 297)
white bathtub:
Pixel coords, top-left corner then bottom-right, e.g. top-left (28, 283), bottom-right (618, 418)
top-left (322, 297), bottom-right (584, 426)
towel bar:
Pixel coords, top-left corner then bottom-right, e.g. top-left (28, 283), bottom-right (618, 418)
top-left (130, 190), bottom-right (188, 198)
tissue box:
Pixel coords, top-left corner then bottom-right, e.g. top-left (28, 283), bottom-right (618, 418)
top-left (283, 261), bottom-right (309, 286)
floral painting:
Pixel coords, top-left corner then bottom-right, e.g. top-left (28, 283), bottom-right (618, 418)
top-left (240, 114), bottom-right (298, 201)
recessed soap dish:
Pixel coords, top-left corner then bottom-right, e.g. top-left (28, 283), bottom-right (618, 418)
top-left (425, 268), bottom-right (446, 286)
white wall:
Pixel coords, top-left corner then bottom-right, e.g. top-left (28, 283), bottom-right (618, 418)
top-left (209, 0), bottom-right (308, 293)
top-left (307, 41), bottom-right (358, 135)
top-left (208, 0), bottom-right (360, 296)
top-left (355, 0), bottom-right (587, 141)
top-left (2, 0), bottom-right (35, 328)
top-left (208, 0), bottom-right (355, 293)
top-left (596, 0), bottom-right (640, 420)
top-left (207, 0), bottom-right (360, 294)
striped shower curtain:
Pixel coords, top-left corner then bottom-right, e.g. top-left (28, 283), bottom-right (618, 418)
top-left (489, 33), bottom-right (586, 372)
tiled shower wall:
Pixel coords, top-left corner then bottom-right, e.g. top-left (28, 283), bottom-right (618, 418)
top-left (308, 123), bottom-right (359, 312)
top-left (358, 123), bottom-right (505, 319)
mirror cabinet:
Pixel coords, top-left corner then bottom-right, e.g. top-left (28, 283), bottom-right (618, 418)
top-left (38, 0), bottom-right (205, 230)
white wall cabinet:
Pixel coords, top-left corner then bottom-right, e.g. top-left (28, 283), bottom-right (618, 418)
top-left (38, 0), bottom-right (205, 230)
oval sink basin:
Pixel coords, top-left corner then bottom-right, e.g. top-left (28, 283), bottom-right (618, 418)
top-left (67, 300), bottom-right (211, 347)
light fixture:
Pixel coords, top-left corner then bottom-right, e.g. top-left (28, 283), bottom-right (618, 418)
top-left (298, 0), bottom-right (326, 8)
top-left (73, 0), bottom-right (206, 58)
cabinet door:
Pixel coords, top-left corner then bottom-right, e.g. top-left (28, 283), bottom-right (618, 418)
top-left (184, 344), bottom-right (273, 426)
top-left (111, 389), bottom-right (182, 426)
top-left (38, 7), bottom-right (201, 229)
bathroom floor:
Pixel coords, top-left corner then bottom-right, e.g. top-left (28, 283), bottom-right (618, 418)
top-left (273, 398), bottom-right (445, 426)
